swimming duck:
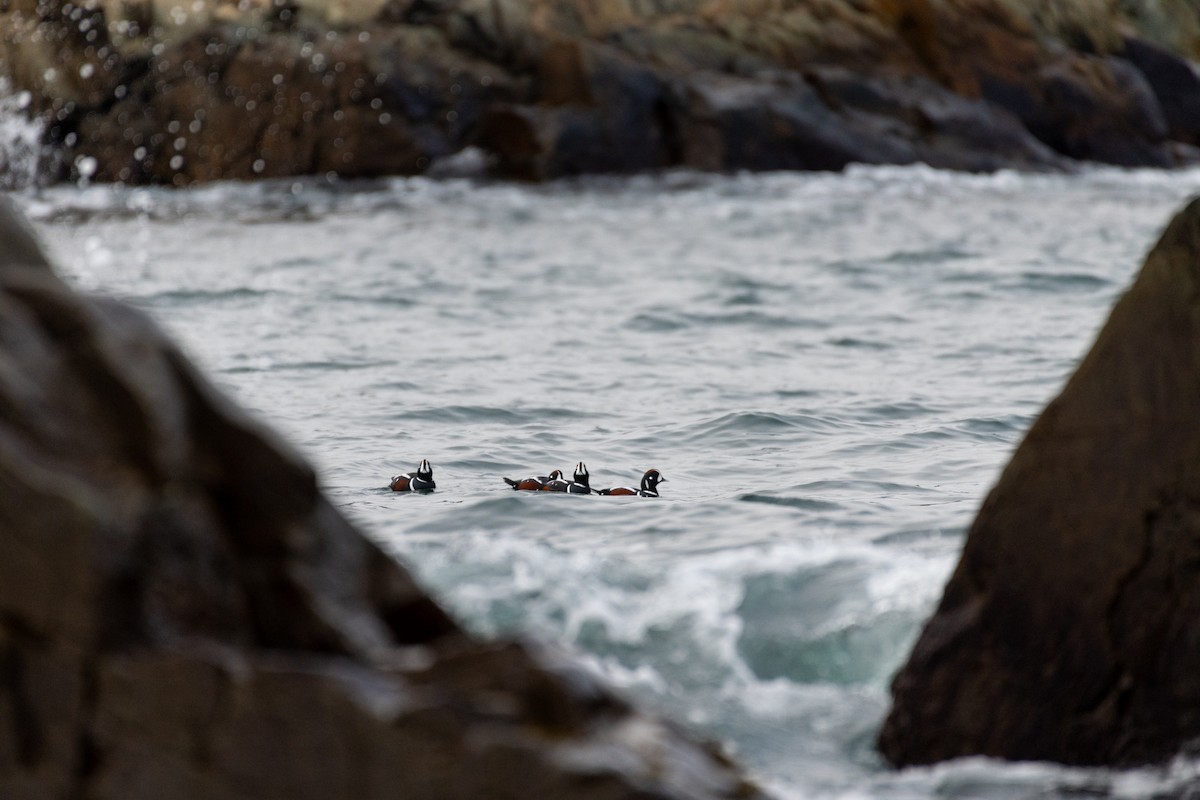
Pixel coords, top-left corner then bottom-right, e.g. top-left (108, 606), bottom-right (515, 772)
top-left (542, 462), bottom-right (593, 494)
top-left (598, 469), bottom-right (665, 497)
top-left (389, 459), bottom-right (435, 493)
top-left (504, 469), bottom-right (564, 491)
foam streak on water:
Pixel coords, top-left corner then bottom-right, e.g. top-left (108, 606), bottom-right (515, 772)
top-left (15, 165), bottom-right (1200, 799)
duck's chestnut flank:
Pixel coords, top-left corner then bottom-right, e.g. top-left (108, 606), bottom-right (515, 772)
top-left (598, 469), bottom-right (665, 497)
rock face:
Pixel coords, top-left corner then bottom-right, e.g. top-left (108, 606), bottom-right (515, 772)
top-left (3, 0), bottom-right (1200, 183)
top-left (0, 198), bottom-right (761, 799)
top-left (879, 196), bottom-right (1200, 767)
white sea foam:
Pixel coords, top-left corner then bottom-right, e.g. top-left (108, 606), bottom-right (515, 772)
top-left (0, 78), bottom-right (46, 190)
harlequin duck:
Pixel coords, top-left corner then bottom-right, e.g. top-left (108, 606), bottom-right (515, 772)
top-left (389, 459), bottom-right (435, 493)
top-left (504, 469), bottom-right (564, 491)
top-left (542, 462), bottom-right (593, 494)
top-left (598, 469), bottom-right (665, 497)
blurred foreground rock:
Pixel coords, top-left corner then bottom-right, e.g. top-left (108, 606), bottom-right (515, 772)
top-left (0, 198), bottom-right (761, 799)
top-left (4, 0), bottom-right (1200, 183)
top-left (879, 196), bottom-right (1200, 767)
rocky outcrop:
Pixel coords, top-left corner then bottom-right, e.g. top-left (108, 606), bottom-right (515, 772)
top-left (0, 197), bottom-right (761, 799)
top-left (3, 0), bottom-right (1200, 183)
top-left (878, 196), bottom-right (1200, 767)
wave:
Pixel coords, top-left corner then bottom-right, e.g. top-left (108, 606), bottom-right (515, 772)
top-left (144, 287), bottom-right (274, 305)
top-left (328, 292), bottom-right (417, 308)
top-left (853, 400), bottom-right (943, 420)
top-left (626, 308), bottom-right (829, 332)
top-left (387, 404), bottom-right (590, 424)
top-left (738, 494), bottom-right (842, 512)
top-left (399, 530), bottom-right (951, 696)
top-left (880, 246), bottom-right (976, 265)
top-left (670, 411), bottom-right (846, 445)
top-left (825, 336), bottom-right (892, 350)
top-left (1013, 270), bottom-right (1114, 292)
top-left (223, 359), bottom-right (395, 374)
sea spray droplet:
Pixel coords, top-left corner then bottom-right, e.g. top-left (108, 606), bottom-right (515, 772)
top-left (75, 155), bottom-right (98, 178)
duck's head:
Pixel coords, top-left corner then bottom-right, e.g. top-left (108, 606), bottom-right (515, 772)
top-left (547, 469), bottom-right (564, 481)
top-left (573, 462), bottom-right (590, 486)
top-left (416, 459), bottom-right (433, 480)
top-left (642, 469), bottom-right (665, 491)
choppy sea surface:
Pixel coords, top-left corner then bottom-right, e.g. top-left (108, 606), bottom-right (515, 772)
top-left (13, 164), bottom-right (1200, 798)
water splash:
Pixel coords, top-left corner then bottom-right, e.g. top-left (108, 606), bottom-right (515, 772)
top-left (0, 79), bottom-right (46, 190)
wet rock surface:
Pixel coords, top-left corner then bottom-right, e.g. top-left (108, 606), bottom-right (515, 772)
top-left (3, 0), bottom-right (1200, 183)
top-left (0, 198), bottom-right (762, 799)
top-left (879, 196), bottom-right (1200, 768)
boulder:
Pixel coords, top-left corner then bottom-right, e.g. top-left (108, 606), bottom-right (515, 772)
top-left (477, 41), bottom-right (678, 179)
top-left (1122, 36), bottom-right (1200, 147)
top-left (0, 198), bottom-right (762, 799)
top-left (674, 68), bottom-right (1069, 174)
top-left (878, 196), bottom-right (1200, 767)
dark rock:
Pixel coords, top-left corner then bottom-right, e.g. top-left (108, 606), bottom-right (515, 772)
top-left (1123, 36), bottom-right (1200, 146)
top-left (903, 83), bottom-right (1069, 172)
top-left (672, 69), bottom-right (1069, 175)
top-left (66, 24), bottom-right (515, 185)
top-left (0, 198), bottom-right (763, 799)
top-left (478, 42), bottom-right (677, 179)
top-left (676, 73), bottom-right (898, 172)
top-left (804, 68), bottom-right (1070, 172)
top-left (879, 197), bottom-right (1200, 767)
top-left (979, 54), bottom-right (1171, 167)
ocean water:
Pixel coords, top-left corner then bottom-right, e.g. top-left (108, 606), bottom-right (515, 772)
top-left (12, 164), bottom-right (1200, 798)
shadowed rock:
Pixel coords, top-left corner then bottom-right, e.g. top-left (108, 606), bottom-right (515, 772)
top-left (1122, 36), bottom-right (1200, 149)
top-left (0, 197), bottom-right (762, 799)
top-left (879, 196), bottom-right (1200, 767)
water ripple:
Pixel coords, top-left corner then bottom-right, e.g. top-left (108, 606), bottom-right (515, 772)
top-left (388, 405), bottom-right (592, 424)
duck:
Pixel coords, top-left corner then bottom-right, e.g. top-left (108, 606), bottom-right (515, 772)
top-left (542, 462), bottom-right (593, 494)
top-left (598, 468), bottom-right (665, 497)
top-left (389, 459), bottom-right (435, 493)
top-left (503, 469), bottom-right (564, 491)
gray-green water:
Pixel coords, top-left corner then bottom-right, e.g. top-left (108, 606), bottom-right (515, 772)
top-left (17, 164), bottom-right (1200, 798)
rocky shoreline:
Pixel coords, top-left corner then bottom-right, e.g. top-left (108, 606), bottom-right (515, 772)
top-left (3, 0), bottom-right (1200, 185)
